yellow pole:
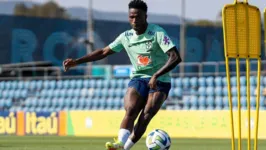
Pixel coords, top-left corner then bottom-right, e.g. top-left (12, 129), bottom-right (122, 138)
top-left (236, 58), bottom-right (241, 150)
top-left (244, 2), bottom-right (250, 149)
top-left (223, 2), bottom-right (261, 150)
top-left (254, 58), bottom-right (261, 150)
top-left (246, 58), bottom-right (251, 150)
top-left (234, 0), bottom-right (248, 3)
top-left (226, 57), bottom-right (235, 150)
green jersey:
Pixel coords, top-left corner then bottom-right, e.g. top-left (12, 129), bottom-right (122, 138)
top-left (109, 24), bottom-right (176, 83)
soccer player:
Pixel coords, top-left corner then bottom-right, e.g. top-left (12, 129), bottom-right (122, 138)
top-left (63, 0), bottom-right (182, 149)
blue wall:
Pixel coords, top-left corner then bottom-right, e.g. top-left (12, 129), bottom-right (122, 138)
top-left (0, 15), bottom-right (264, 68)
top-left (0, 15), bottom-right (87, 66)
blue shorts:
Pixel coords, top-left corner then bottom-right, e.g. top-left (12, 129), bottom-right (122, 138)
top-left (128, 78), bottom-right (171, 99)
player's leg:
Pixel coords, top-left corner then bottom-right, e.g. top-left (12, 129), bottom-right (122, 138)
top-left (118, 87), bottom-right (146, 141)
top-left (106, 78), bottom-right (148, 150)
top-left (124, 80), bottom-right (171, 150)
top-left (131, 92), bottom-right (166, 141)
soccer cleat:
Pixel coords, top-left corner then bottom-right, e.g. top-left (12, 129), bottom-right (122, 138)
top-left (105, 138), bottom-right (124, 150)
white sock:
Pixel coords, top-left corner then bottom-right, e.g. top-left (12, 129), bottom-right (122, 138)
top-left (124, 138), bottom-right (134, 150)
top-left (118, 129), bottom-right (131, 145)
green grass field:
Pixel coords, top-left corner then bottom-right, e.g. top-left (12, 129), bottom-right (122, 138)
top-left (0, 136), bottom-right (266, 150)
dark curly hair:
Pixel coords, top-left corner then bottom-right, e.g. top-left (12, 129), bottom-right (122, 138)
top-left (128, 0), bottom-right (148, 13)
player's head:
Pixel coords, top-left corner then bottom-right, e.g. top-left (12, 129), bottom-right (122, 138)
top-left (128, 0), bottom-right (148, 31)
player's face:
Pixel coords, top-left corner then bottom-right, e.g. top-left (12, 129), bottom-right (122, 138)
top-left (128, 8), bottom-right (147, 31)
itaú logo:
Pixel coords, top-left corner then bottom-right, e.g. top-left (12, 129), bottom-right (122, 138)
top-left (26, 112), bottom-right (58, 135)
top-left (0, 112), bottom-right (16, 134)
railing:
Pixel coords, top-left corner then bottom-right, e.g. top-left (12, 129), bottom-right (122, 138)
top-left (0, 60), bottom-right (266, 80)
top-left (173, 60), bottom-right (266, 77)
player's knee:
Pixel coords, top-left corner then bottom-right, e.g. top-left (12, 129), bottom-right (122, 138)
top-left (125, 106), bottom-right (139, 119)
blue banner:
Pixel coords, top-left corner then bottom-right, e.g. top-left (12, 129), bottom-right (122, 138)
top-left (113, 65), bottom-right (132, 77)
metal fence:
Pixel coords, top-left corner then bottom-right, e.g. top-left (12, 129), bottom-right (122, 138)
top-left (0, 60), bottom-right (266, 81)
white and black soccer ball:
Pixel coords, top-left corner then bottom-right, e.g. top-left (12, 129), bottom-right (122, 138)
top-left (146, 129), bottom-right (171, 150)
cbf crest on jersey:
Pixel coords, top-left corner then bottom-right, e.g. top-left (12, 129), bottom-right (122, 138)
top-left (145, 41), bottom-right (152, 49)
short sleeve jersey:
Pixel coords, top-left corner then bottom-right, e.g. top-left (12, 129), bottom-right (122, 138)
top-left (109, 24), bottom-right (176, 83)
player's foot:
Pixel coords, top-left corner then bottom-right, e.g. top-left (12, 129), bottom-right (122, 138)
top-left (105, 138), bottom-right (124, 150)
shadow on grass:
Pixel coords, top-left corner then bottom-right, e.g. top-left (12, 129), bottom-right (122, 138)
top-left (0, 144), bottom-right (11, 147)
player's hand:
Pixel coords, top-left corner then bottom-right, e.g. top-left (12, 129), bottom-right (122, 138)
top-left (63, 58), bottom-right (77, 72)
top-left (148, 75), bottom-right (158, 89)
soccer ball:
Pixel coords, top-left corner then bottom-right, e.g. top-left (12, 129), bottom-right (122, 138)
top-left (146, 129), bottom-right (171, 150)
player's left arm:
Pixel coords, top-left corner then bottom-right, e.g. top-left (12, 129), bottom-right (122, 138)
top-left (149, 28), bottom-right (182, 89)
top-left (149, 47), bottom-right (181, 89)
top-left (154, 47), bottom-right (181, 79)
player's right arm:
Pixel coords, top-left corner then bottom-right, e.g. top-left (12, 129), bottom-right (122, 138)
top-left (63, 47), bottom-right (115, 72)
top-left (63, 33), bottom-right (124, 72)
